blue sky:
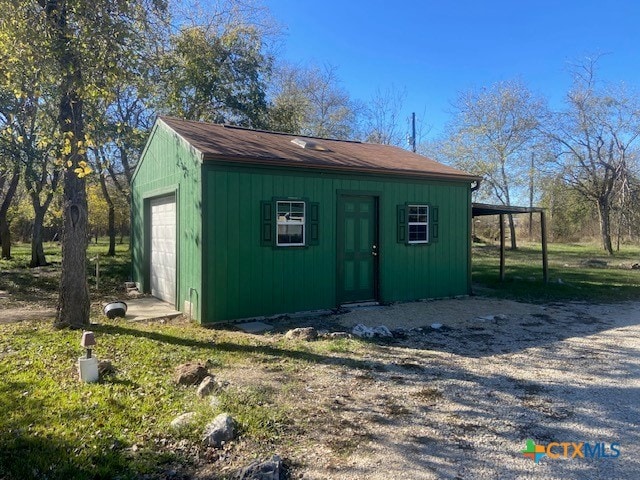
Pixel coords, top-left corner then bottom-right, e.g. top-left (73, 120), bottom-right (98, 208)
top-left (265, 0), bottom-right (640, 140)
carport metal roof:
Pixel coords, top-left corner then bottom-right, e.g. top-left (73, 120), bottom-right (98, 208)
top-left (472, 203), bottom-right (544, 217)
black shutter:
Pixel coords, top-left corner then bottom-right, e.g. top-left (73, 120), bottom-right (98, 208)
top-left (308, 202), bottom-right (320, 246)
top-left (430, 206), bottom-right (439, 243)
top-left (397, 204), bottom-right (407, 243)
top-left (260, 200), bottom-right (274, 246)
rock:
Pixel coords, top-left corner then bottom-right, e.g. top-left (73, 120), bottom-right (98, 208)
top-left (197, 375), bottom-right (218, 397)
top-left (430, 323), bottom-right (442, 329)
top-left (175, 362), bottom-right (209, 386)
top-left (98, 359), bottom-right (115, 376)
top-left (352, 324), bottom-right (392, 338)
top-left (284, 327), bottom-right (318, 341)
top-left (235, 454), bottom-right (283, 480)
top-left (632, 263), bottom-right (640, 270)
top-left (170, 412), bottom-right (197, 430)
top-left (202, 413), bottom-right (236, 448)
top-left (209, 395), bottom-right (221, 409)
top-left (494, 314), bottom-right (508, 321)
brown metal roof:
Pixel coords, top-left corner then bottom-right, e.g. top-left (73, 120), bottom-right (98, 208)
top-left (158, 116), bottom-right (479, 181)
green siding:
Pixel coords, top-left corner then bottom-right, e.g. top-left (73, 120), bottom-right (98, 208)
top-left (201, 163), bottom-right (471, 323)
top-left (131, 122), bottom-right (203, 321)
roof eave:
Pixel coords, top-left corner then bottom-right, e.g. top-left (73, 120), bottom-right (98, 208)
top-left (201, 154), bottom-right (480, 182)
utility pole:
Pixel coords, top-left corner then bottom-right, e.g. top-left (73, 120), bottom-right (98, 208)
top-left (529, 152), bottom-right (534, 240)
top-left (410, 112), bottom-right (416, 153)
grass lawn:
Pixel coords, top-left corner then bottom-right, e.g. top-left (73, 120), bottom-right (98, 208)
top-left (1, 239), bottom-right (640, 478)
top-left (0, 240), bottom-right (131, 309)
top-left (472, 241), bottom-right (640, 303)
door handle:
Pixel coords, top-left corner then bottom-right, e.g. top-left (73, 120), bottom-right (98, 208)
top-left (372, 244), bottom-right (378, 256)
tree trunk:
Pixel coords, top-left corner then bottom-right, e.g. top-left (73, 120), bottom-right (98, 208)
top-left (30, 204), bottom-right (49, 267)
top-left (52, 0), bottom-right (90, 329)
top-left (597, 199), bottom-right (614, 255)
top-left (0, 164), bottom-right (20, 259)
top-left (508, 213), bottom-right (517, 250)
top-left (57, 169), bottom-right (90, 328)
top-left (0, 215), bottom-right (10, 259)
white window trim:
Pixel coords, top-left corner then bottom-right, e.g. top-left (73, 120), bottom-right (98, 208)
top-left (408, 204), bottom-right (429, 244)
top-left (276, 201), bottom-right (306, 247)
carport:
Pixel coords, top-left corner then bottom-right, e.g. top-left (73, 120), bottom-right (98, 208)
top-left (472, 203), bottom-right (548, 283)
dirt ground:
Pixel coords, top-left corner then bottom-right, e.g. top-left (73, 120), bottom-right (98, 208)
top-left (2, 294), bottom-right (639, 479)
top-left (214, 297), bottom-right (640, 479)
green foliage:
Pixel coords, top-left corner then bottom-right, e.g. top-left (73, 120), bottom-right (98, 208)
top-left (154, 24), bottom-right (272, 127)
top-left (539, 175), bottom-right (597, 242)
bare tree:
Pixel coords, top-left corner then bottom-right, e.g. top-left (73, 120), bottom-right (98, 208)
top-left (362, 86), bottom-right (406, 146)
top-left (437, 80), bottom-right (545, 249)
top-left (543, 57), bottom-right (640, 255)
top-left (268, 63), bottom-right (359, 139)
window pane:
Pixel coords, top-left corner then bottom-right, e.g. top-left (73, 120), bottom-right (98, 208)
top-left (278, 225), bottom-right (304, 244)
top-left (408, 205), bottom-right (428, 223)
top-left (276, 201), bottom-right (305, 245)
top-left (409, 224), bottom-right (428, 242)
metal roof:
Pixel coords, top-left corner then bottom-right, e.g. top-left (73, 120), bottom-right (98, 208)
top-left (472, 203), bottom-right (545, 217)
top-left (158, 116), bottom-right (480, 182)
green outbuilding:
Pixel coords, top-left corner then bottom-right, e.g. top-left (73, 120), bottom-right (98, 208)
top-left (131, 117), bottom-right (480, 323)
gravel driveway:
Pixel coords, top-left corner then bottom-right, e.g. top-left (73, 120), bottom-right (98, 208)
top-left (283, 299), bottom-right (640, 479)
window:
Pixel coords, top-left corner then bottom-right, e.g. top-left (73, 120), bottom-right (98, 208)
top-left (408, 205), bottom-right (429, 243)
top-left (277, 201), bottom-right (305, 246)
top-left (260, 199), bottom-right (319, 247)
top-left (397, 203), bottom-right (438, 245)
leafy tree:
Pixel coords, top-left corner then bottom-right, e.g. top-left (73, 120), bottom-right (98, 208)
top-left (543, 57), bottom-right (640, 254)
top-left (153, 22), bottom-right (272, 126)
top-left (539, 174), bottom-right (596, 242)
top-left (437, 80), bottom-right (546, 249)
top-left (0, 58), bottom-right (61, 266)
top-left (0, 0), bottom-right (166, 328)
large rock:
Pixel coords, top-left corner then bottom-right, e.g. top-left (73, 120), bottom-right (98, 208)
top-left (175, 362), bottom-right (209, 386)
top-left (202, 413), bottom-right (236, 448)
top-left (235, 455), bottom-right (283, 480)
top-left (197, 375), bottom-right (218, 397)
top-left (284, 327), bottom-right (318, 341)
top-left (352, 324), bottom-right (392, 338)
top-left (170, 412), bottom-right (197, 430)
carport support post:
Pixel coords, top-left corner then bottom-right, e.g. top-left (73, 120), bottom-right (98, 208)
top-left (541, 210), bottom-right (548, 283)
top-left (499, 214), bottom-right (505, 281)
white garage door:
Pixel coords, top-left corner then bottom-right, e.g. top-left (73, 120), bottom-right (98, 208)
top-left (150, 195), bottom-right (176, 305)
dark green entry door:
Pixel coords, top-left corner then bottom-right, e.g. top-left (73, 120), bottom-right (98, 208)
top-left (337, 195), bottom-right (378, 303)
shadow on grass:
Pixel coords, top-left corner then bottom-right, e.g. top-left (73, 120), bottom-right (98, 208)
top-left (93, 323), bottom-right (386, 371)
top-left (0, 432), bottom-right (138, 480)
top-left (0, 379), bottom-right (174, 480)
